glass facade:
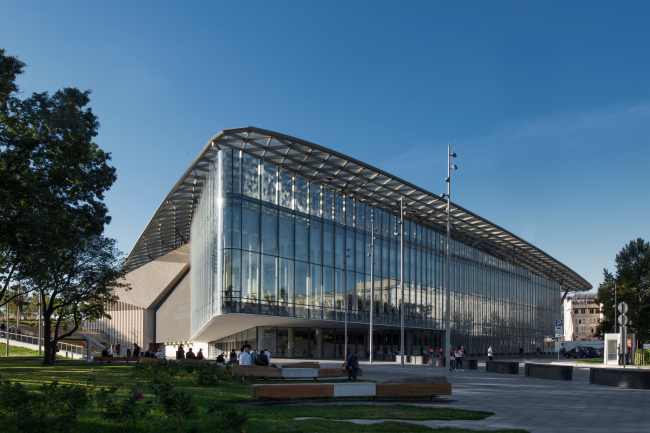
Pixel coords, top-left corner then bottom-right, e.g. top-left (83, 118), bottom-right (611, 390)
top-left (190, 148), bottom-right (561, 357)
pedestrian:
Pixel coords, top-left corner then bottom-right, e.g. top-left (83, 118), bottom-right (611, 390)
top-left (536, 347), bottom-right (541, 356)
top-left (177, 344), bottom-right (185, 359)
top-left (343, 351), bottom-right (360, 380)
top-left (449, 347), bottom-right (456, 371)
top-left (251, 347), bottom-right (258, 361)
top-left (519, 347), bottom-right (524, 358)
top-left (108, 344), bottom-right (116, 357)
top-left (115, 341), bottom-right (121, 356)
top-left (216, 353), bottom-right (225, 364)
top-left (196, 348), bottom-right (205, 360)
top-left (264, 348), bottom-right (271, 363)
top-left (239, 348), bottom-right (252, 365)
top-left (438, 347), bottom-right (443, 357)
top-left (229, 349), bottom-right (237, 364)
top-left (455, 346), bottom-right (464, 371)
top-left (429, 347), bottom-right (434, 358)
top-left (133, 342), bottom-right (140, 357)
top-left (488, 345), bottom-right (494, 361)
top-left (186, 348), bottom-right (196, 359)
top-left (242, 340), bottom-right (252, 352)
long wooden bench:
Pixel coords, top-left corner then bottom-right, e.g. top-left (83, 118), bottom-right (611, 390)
top-left (232, 364), bottom-right (362, 380)
top-left (250, 376), bottom-right (451, 400)
top-left (93, 356), bottom-right (141, 363)
top-left (179, 358), bottom-right (212, 365)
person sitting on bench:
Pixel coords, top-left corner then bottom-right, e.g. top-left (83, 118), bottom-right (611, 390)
top-left (186, 348), bottom-right (196, 359)
top-left (196, 348), bottom-right (205, 360)
top-left (343, 351), bottom-right (360, 380)
top-left (101, 347), bottom-right (109, 357)
top-left (254, 351), bottom-right (269, 366)
top-left (216, 353), bottom-right (225, 364)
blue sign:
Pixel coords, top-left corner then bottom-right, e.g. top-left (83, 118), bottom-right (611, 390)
top-left (555, 319), bottom-right (563, 327)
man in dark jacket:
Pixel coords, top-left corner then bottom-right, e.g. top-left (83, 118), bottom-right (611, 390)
top-left (344, 351), bottom-right (360, 380)
top-left (254, 351), bottom-right (270, 366)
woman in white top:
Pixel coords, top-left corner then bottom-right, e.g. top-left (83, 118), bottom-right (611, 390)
top-left (455, 346), bottom-right (464, 371)
top-left (449, 347), bottom-right (456, 371)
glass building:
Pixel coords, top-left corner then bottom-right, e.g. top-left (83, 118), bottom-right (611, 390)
top-left (115, 127), bottom-right (591, 359)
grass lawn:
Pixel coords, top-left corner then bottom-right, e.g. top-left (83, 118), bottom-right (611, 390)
top-left (573, 358), bottom-right (604, 364)
top-left (0, 342), bottom-right (41, 356)
top-left (0, 358), bottom-right (527, 433)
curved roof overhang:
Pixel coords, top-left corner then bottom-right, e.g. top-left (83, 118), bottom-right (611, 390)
top-left (122, 126), bottom-right (592, 292)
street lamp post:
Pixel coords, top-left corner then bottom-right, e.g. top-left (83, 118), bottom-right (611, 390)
top-left (440, 144), bottom-right (457, 377)
top-left (368, 222), bottom-right (376, 363)
top-left (399, 197), bottom-right (405, 367)
top-left (344, 248), bottom-right (350, 360)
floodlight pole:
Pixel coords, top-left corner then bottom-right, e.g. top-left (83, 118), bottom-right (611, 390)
top-left (443, 144), bottom-right (457, 378)
top-left (5, 302), bottom-right (8, 356)
top-left (344, 248), bottom-right (350, 360)
top-left (614, 282), bottom-right (617, 334)
top-left (38, 294), bottom-right (42, 356)
top-left (400, 196), bottom-right (405, 367)
top-left (369, 221), bottom-right (375, 363)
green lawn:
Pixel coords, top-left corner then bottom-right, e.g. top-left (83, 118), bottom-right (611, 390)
top-left (0, 342), bottom-right (41, 357)
top-left (0, 358), bottom-right (528, 433)
top-left (572, 358), bottom-right (604, 364)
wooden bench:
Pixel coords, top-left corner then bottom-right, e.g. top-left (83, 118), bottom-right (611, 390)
top-left (232, 364), bottom-right (362, 380)
top-left (250, 376), bottom-right (451, 400)
top-left (93, 356), bottom-right (141, 363)
top-left (180, 358), bottom-right (212, 365)
top-left (139, 357), bottom-right (165, 364)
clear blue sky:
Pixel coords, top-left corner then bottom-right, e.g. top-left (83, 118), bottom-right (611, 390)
top-left (2, 1), bottom-right (649, 293)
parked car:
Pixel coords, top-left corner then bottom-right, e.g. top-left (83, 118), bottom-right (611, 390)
top-left (585, 347), bottom-right (602, 357)
top-left (563, 347), bottom-right (599, 358)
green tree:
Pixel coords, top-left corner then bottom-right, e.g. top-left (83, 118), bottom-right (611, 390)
top-left (594, 238), bottom-right (650, 347)
top-left (0, 48), bottom-right (116, 307)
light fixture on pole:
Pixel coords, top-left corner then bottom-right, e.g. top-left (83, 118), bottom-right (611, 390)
top-left (344, 248), bottom-right (350, 360)
top-left (440, 144), bottom-right (457, 378)
top-left (393, 196), bottom-right (405, 367)
top-left (368, 222), bottom-right (377, 363)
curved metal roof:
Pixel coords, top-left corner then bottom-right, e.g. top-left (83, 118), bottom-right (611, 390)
top-left (123, 126), bottom-right (591, 292)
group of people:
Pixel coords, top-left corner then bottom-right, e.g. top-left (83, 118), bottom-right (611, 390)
top-left (0, 323), bottom-right (22, 337)
top-left (176, 344), bottom-right (205, 360)
top-left (218, 342), bottom-right (272, 366)
top-left (100, 341), bottom-right (165, 359)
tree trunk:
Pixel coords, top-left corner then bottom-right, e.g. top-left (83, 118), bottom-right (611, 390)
top-left (42, 315), bottom-right (55, 365)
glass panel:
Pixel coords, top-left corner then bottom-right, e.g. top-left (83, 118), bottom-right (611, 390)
top-left (323, 266), bottom-right (334, 308)
top-left (261, 206), bottom-right (278, 255)
top-left (346, 197), bottom-right (355, 227)
top-left (295, 175), bottom-right (309, 214)
top-left (261, 254), bottom-right (277, 304)
top-left (335, 268), bottom-right (344, 310)
top-left (335, 225), bottom-right (345, 270)
top-left (261, 162), bottom-right (277, 204)
top-left (232, 199), bottom-right (241, 249)
top-left (323, 222), bottom-right (334, 267)
top-left (323, 188), bottom-right (335, 221)
top-left (241, 153), bottom-right (259, 199)
top-left (241, 251), bottom-right (259, 302)
top-left (356, 200), bottom-right (364, 230)
top-left (222, 204), bottom-right (232, 249)
top-left (279, 258), bottom-right (294, 306)
top-left (310, 264), bottom-right (322, 308)
top-left (295, 261), bottom-right (308, 306)
top-left (279, 170), bottom-right (293, 209)
top-left (221, 148), bottom-right (233, 194)
top-left (335, 194), bottom-right (345, 225)
top-left (279, 211), bottom-right (294, 259)
top-left (310, 183), bottom-right (321, 217)
top-left (295, 215), bottom-right (309, 262)
top-left (231, 249), bottom-right (241, 298)
top-left (241, 201), bottom-right (260, 252)
top-left (356, 231), bottom-right (364, 273)
top-left (310, 217), bottom-right (323, 265)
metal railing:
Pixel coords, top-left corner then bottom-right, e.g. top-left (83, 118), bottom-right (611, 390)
top-left (1, 330), bottom-right (86, 356)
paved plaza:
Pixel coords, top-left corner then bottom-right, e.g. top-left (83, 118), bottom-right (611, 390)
top-left (279, 356), bottom-right (647, 433)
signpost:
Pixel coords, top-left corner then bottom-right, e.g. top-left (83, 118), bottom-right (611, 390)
top-left (555, 319), bottom-right (563, 360)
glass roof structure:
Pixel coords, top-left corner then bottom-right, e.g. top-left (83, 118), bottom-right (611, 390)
top-left (123, 126), bottom-right (591, 292)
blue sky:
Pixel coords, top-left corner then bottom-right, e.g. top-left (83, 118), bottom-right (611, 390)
top-left (2, 1), bottom-right (649, 292)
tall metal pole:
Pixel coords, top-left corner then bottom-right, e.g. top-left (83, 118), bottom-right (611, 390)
top-left (445, 144), bottom-right (452, 378)
top-left (614, 282), bottom-right (617, 334)
top-left (5, 302), bottom-right (8, 356)
top-left (369, 221), bottom-right (375, 363)
top-left (38, 293), bottom-right (42, 356)
top-left (400, 196), bottom-right (405, 367)
top-left (344, 248), bottom-right (349, 360)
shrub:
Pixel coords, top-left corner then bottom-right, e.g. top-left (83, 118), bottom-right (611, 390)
top-left (206, 401), bottom-right (247, 431)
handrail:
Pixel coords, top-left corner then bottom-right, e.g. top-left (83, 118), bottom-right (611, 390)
top-left (1, 330), bottom-right (86, 355)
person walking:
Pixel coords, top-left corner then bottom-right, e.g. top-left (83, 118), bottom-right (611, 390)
top-left (133, 342), bottom-right (140, 357)
top-left (519, 347), bottom-right (524, 358)
top-left (449, 347), bottom-right (456, 371)
top-left (115, 341), bottom-right (121, 356)
top-left (536, 347), bottom-right (541, 356)
top-left (344, 351), bottom-right (360, 380)
top-left (488, 345), bottom-right (494, 361)
top-left (455, 346), bottom-right (464, 371)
